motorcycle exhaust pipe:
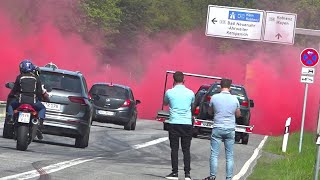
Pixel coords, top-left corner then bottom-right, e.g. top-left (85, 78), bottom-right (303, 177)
top-left (31, 118), bottom-right (39, 125)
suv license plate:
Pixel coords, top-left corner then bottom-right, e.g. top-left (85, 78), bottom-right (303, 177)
top-left (202, 122), bottom-right (213, 128)
top-left (42, 102), bottom-right (61, 111)
top-left (18, 112), bottom-right (31, 123)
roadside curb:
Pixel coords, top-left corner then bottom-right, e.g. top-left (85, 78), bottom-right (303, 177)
top-left (233, 136), bottom-right (269, 180)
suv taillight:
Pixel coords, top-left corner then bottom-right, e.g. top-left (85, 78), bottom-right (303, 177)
top-left (241, 101), bottom-right (249, 107)
top-left (194, 106), bottom-right (200, 115)
top-left (121, 99), bottom-right (131, 107)
top-left (69, 96), bottom-right (87, 105)
top-left (206, 95), bottom-right (211, 102)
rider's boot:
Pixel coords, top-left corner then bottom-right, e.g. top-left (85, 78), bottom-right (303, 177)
top-left (36, 118), bottom-right (44, 140)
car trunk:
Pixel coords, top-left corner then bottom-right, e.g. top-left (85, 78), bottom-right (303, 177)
top-left (90, 84), bottom-right (128, 110)
top-left (43, 90), bottom-right (87, 116)
top-left (93, 95), bottom-right (126, 110)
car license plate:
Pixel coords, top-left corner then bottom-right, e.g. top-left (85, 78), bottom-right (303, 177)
top-left (202, 121), bottom-right (213, 128)
top-left (42, 102), bottom-right (61, 111)
top-left (97, 110), bottom-right (115, 116)
top-left (235, 127), bottom-right (246, 132)
top-left (18, 112), bottom-right (31, 123)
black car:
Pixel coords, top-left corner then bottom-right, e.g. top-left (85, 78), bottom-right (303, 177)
top-left (196, 82), bottom-right (254, 144)
top-left (89, 83), bottom-right (141, 130)
top-left (3, 66), bottom-right (93, 148)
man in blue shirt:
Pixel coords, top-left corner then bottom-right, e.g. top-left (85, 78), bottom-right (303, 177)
top-left (204, 78), bottom-right (241, 180)
top-left (164, 71), bottom-right (195, 180)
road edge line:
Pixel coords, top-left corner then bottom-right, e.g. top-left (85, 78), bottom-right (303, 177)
top-left (232, 135), bottom-right (269, 180)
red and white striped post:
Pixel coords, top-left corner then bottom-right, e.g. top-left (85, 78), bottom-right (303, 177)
top-left (282, 117), bottom-right (292, 152)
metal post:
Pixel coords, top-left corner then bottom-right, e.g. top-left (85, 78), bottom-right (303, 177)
top-left (282, 117), bottom-right (291, 152)
top-left (299, 83), bottom-right (309, 153)
top-left (161, 73), bottom-right (169, 110)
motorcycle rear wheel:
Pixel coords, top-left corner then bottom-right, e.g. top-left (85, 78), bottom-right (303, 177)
top-left (16, 125), bottom-right (29, 151)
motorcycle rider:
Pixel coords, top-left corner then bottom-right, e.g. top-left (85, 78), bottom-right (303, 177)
top-left (7, 59), bottom-right (47, 139)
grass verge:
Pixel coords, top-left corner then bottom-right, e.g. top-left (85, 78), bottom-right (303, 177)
top-left (247, 132), bottom-right (318, 180)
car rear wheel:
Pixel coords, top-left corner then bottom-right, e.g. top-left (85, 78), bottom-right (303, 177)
top-left (3, 120), bottom-right (14, 139)
top-left (130, 116), bottom-right (137, 130)
top-left (75, 128), bottom-right (90, 148)
top-left (242, 133), bottom-right (249, 145)
top-left (124, 116), bottom-right (135, 131)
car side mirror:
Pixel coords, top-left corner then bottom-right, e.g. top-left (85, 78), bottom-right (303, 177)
top-left (136, 100), bottom-right (141, 104)
top-left (249, 99), bottom-right (254, 108)
top-left (5, 82), bottom-right (14, 89)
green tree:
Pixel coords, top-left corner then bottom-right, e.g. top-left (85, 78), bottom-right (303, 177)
top-left (81, 0), bottom-right (122, 34)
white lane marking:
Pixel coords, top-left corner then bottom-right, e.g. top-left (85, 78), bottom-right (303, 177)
top-left (0, 137), bottom-right (169, 180)
top-left (232, 136), bottom-right (269, 180)
top-left (132, 137), bottom-right (168, 149)
top-left (0, 157), bottom-right (99, 180)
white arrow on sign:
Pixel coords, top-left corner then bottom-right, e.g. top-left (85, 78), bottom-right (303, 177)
top-left (205, 5), bottom-right (264, 42)
top-left (263, 11), bottom-right (297, 45)
top-left (301, 67), bottom-right (315, 76)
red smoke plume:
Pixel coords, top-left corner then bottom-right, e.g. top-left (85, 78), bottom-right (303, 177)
top-left (0, 2), bottom-right (319, 136)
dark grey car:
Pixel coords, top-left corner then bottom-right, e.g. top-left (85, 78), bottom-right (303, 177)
top-left (40, 67), bottom-right (93, 148)
top-left (3, 66), bottom-right (93, 148)
top-left (89, 83), bottom-right (141, 130)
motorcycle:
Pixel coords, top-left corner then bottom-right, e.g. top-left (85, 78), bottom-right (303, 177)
top-left (4, 81), bottom-right (50, 151)
top-left (13, 103), bottom-right (40, 151)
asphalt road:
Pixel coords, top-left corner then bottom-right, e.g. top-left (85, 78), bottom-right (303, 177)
top-left (0, 119), bottom-right (265, 180)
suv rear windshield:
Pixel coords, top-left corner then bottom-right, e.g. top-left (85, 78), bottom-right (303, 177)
top-left (208, 84), bottom-right (248, 101)
top-left (40, 71), bottom-right (82, 93)
top-left (90, 85), bottom-right (128, 99)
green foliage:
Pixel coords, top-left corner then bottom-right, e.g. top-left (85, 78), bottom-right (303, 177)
top-left (81, 0), bottom-right (122, 34)
top-left (248, 132), bottom-right (317, 180)
top-left (79, 0), bottom-right (320, 54)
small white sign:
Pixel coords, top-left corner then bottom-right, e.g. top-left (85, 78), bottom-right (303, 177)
top-left (300, 75), bottom-right (314, 84)
top-left (316, 136), bottom-right (320, 145)
top-left (205, 5), bottom-right (264, 41)
top-left (263, 11), bottom-right (297, 45)
top-left (301, 67), bottom-right (315, 76)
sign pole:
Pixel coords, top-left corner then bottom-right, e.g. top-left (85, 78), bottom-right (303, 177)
top-left (299, 83), bottom-right (308, 153)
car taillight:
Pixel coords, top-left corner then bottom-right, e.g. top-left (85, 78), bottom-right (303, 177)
top-left (156, 117), bottom-right (166, 122)
top-left (206, 95), bottom-right (212, 102)
top-left (121, 99), bottom-right (131, 107)
top-left (194, 120), bottom-right (201, 126)
top-left (246, 127), bottom-right (253, 133)
top-left (69, 96), bottom-right (87, 105)
top-left (194, 106), bottom-right (200, 115)
top-left (241, 101), bottom-right (249, 107)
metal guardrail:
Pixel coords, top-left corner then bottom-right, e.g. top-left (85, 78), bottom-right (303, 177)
top-left (0, 101), bottom-right (6, 118)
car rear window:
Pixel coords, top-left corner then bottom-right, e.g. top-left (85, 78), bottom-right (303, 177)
top-left (40, 71), bottom-right (82, 93)
top-left (90, 85), bottom-right (128, 99)
top-left (209, 84), bottom-right (248, 100)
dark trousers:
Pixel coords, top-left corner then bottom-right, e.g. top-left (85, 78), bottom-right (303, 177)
top-left (168, 124), bottom-right (193, 174)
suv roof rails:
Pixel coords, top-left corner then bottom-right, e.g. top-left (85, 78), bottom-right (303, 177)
top-left (45, 62), bottom-right (58, 70)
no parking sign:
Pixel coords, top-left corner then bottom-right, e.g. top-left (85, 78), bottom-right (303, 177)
top-left (300, 48), bottom-right (319, 67)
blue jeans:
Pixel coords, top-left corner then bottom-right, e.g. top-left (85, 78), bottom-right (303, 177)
top-left (8, 100), bottom-right (46, 119)
top-left (210, 127), bottom-right (235, 180)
